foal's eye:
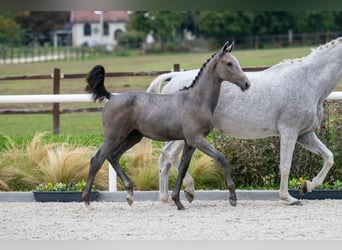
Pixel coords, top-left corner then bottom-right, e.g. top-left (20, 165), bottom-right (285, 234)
top-left (227, 62), bottom-right (233, 67)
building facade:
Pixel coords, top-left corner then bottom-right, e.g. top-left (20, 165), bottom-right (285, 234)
top-left (70, 11), bottom-right (129, 47)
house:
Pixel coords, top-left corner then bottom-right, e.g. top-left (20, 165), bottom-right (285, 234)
top-left (70, 11), bottom-right (129, 47)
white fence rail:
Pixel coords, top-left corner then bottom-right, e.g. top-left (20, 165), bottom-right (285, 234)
top-left (1, 92), bottom-right (342, 104)
top-left (1, 91), bottom-right (342, 192)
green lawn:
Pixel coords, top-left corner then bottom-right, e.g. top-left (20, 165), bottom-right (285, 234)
top-left (1, 46), bottom-right (341, 139)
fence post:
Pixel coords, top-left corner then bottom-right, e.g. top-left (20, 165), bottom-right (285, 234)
top-left (173, 63), bottom-right (180, 71)
top-left (52, 68), bottom-right (61, 135)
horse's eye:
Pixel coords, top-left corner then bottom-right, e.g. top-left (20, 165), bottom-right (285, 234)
top-left (227, 62), bottom-right (233, 67)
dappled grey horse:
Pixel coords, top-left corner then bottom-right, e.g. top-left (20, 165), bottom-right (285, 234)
top-left (147, 37), bottom-right (342, 205)
top-left (82, 41), bottom-right (250, 210)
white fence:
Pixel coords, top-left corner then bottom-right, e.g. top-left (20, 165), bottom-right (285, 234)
top-left (1, 91), bottom-right (342, 192)
top-left (1, 91), bottom-right (341, 104)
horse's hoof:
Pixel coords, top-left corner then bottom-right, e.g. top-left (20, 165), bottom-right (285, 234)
top-left (229, 198), bottom-right (237, 207)
top-left (300, 182), bottom-right (308, 196)
top-left (289, 200), bottom-right (302, 206)
top-left (184, 190), bottom-right (194, 203)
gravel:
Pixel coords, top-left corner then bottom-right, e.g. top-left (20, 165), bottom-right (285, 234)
top-left (1, 199), bottom-right (342, 240)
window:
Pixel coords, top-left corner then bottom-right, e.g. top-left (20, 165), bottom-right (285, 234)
top-left (103, 22), bottom-right (109, 36)
top-left (84, 23), bottom-right (91, 36)
top-left (114, 29), bottom-right (123, 40)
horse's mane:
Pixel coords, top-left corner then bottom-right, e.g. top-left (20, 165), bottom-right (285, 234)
top-left (180, 52), bottom-right (218, 91)
top-left (269, 37), bottom-right (342, 71)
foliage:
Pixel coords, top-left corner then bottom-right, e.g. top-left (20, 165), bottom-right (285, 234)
top-left (188, 152), bottom-right (226, 190)
top-left (15, 11), bottom-right (69, 46)
top-left (0, 12), bottom-right (24, 45)
top-left (128, 11), bottom-right (186, 46)
top-left (117, 30), bottom-right (145, 49)
top-left (34, 180), bottom-right (96, 192)
top-left (0, 133), bottom-right (108, 191)
top-left (117, 139), bottom-right (160, 191)
top-left (289, 177), bottom-right (342, 190)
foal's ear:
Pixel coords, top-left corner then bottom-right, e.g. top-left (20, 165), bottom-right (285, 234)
top-left (227, 41), bottom-right (234, 53)
top-left (220, 41), bottom-right (234, 56)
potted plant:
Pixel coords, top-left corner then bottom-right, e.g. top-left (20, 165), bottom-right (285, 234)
top-left (33, 180), bottom-right (98, 202)
top-left (289, 177), bottom-right (342, 200)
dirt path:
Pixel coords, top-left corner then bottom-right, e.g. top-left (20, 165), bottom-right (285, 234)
top-left (1, 199), bottom-right (342, 240)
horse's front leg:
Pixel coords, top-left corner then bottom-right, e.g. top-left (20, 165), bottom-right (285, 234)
top-left (171, 143), bottom-right (195, 210)
top-left (297, 132), bottom-right (334, 193)
top-left (278, 132), bottom-right (301, 205)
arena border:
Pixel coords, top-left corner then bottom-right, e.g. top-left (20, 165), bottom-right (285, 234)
top-left (0, 190), bottom-right (280, 202)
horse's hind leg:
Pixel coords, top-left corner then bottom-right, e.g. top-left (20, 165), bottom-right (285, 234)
top-left (107, 130), bottom-right (143, 205)
top-left (159, 140), bottom-right (195, 203)
top-left (297, 131), bottom-right (334, 194)
top-left (278, 132), bottom-right (300, 205)
top-left (83, 140), bottom-right (116, 205)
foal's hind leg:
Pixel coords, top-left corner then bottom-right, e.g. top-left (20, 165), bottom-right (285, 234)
top-left (297, 131), bottom-right (334, 194)
top-left (83, 139), bottom-right (117, 205)
top-left (171, 142), bottom-right (196, 210)
top-left (107, 130), bottom-right (143, 205)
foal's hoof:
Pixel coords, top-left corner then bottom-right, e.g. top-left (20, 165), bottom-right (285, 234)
top-left (82, 194), bottom-right (90, 206)
top-left (176, 203), bottom-right (186, 210)
top-left (300, 182), bottom-right (308, 196)
top-left (184, 190), bottom-right (194, 203)
top-left (126, 196), bottom-right (133, 206)
top-left (229, 198), bottom-right (237, 207)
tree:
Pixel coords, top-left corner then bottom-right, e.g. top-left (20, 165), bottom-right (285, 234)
top-left (129, 11), bottom-right (186, 46)
top-left (15, 11), bottom-right (70, 45)
top-left (0, 12), bottom-right (24, 45)
top-left (294, 11), bottom-right (336, 32)
top-left (197, 11), bottom-right (254, 45)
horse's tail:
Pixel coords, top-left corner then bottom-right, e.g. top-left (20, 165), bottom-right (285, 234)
top-left (146, 72), bottom-right (181, 94)
top-left (85, 65), bottom-right (111, 102)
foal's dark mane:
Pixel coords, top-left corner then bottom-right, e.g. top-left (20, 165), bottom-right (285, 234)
top-left (180, 52), bottom-right (218, 91)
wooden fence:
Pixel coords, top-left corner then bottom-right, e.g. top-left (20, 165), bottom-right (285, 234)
top-left (0, 65), bottom-right (341, 135)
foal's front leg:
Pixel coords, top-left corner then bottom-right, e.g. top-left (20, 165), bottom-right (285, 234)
top-left (171, 143), bottom-right (196, 210)
top-left (159, 140), bottom-right (195, 203)
top-left (189, 136), bottom-right (237, 206)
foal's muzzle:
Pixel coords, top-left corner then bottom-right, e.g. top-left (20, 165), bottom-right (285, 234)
top-left (240, 81), bottom-right (250, 92)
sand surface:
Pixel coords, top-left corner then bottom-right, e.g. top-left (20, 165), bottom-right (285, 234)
top-left (1, 199), bottom-right (342, 240)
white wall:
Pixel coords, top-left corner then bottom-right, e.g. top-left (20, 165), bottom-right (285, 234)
top-left (72, 22), bottom-right (126, 47)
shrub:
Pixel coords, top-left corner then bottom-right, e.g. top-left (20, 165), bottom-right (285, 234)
top-left (0, 133), bottom-right (108, 191)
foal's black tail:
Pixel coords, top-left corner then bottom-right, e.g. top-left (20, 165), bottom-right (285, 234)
top-left (85, 65), bottom-right (111, 102)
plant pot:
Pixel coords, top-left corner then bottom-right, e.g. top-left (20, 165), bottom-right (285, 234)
top-left (289, 189), bottom-right (342, 200)
top-left (33, 191), bottom-right (98, 202)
